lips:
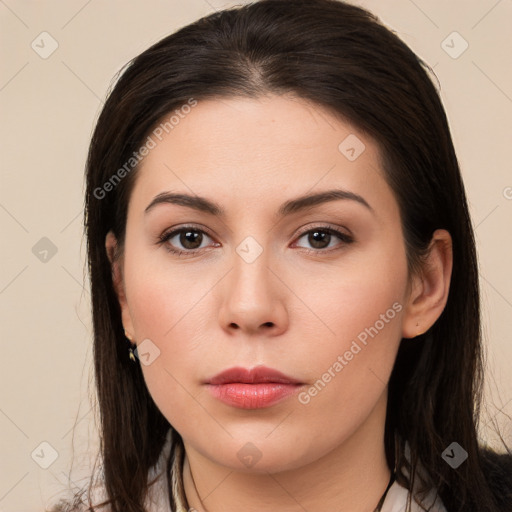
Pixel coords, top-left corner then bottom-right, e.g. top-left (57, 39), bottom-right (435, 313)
top-left (206, 366), bottom-right (302, 385)
top-left (205, 366), bottom-right (303, 409)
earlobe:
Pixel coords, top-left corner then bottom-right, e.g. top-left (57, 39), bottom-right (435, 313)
top-left (401, 229), bottom-right (453, 339)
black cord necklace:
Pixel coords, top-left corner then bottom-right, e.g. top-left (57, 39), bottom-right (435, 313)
top-left (178, 465), bottom-right (396, 512)
top-left (173, 444), bottom-right (396, 512)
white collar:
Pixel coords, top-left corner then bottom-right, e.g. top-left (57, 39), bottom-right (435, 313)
top-left (381, 479), bottom-right (447, 512)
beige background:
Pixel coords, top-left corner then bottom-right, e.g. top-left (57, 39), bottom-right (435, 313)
top-left (0, 0), bottom-right (511, 510)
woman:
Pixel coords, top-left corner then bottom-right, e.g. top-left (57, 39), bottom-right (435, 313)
top-left (50, 0), bottom-right (512, 510)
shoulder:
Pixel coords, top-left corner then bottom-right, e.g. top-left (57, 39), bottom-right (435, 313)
top-left (44, 483), bottom-right (112, 512)
top-left (45, 500), bottom-right (113, 512)
top-left (480, 448), bottom-right (512, 505)
top-left (45, 500), bottom-right (90, 512)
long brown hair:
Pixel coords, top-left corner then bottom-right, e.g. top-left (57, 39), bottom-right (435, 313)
top-left (55, 0), bottom-right (511, 510)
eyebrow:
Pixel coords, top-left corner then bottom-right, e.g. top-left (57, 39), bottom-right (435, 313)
top-left (144, 188), bottom-right (374, 217)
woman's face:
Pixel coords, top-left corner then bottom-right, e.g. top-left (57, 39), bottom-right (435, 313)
top-left (110, 94), bottom-right (415, 472)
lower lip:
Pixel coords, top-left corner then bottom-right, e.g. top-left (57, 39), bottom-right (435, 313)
top-left (206, 383), bottom-right (301, 409)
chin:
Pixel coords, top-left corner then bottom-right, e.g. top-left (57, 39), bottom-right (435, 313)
top-left (192, 433), bottom-right (331, 475)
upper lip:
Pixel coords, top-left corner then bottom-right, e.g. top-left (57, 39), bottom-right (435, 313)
top-left (206, 366), bottom-right (302, 385)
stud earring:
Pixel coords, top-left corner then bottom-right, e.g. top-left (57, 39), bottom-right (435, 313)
top-left (415, 322), bottom-right (428, 337)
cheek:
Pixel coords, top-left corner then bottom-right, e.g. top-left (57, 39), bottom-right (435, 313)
top-left (291, 236), bottom-right (408, 409)
top-left (123, 243), bottom-right (207, 340)
top-left (295, 234), bottom-right (408, 353)
top-left (123, 263), bottom-right (211, 434)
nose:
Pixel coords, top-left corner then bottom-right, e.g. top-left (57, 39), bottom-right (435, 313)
top-left (217, 248), bottom-right (289, 337)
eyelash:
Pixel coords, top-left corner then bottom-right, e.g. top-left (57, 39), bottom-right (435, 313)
top-left (157, 224), bottom-right (354, 258)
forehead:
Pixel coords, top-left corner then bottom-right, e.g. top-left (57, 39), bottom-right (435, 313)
top-left (130, 95), bottom-right (397, 221)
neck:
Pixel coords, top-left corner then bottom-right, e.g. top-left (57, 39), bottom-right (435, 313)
top-left (182, 390), bottom-right (392, 512)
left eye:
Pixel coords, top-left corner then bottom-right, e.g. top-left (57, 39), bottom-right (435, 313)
top-left (294, 227), bottom-right (353, 251)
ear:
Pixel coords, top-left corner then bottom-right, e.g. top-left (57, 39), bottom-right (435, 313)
top-left (401, 229), bottom-right (453, 339)
top-left (105, 230), bottom-right (135, 341)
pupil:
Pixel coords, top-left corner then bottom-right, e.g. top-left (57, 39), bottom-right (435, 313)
top-left (310, 230), bottom-right (329, 249)
top-left (182, 230), bottom-right (201, 249)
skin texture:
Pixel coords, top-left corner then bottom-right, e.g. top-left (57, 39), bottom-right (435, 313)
top-left (106, 94), bottom-right (453, 512)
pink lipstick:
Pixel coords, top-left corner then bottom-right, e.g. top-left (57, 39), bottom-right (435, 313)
top-left (205, 366), bottom-right (303, 409)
